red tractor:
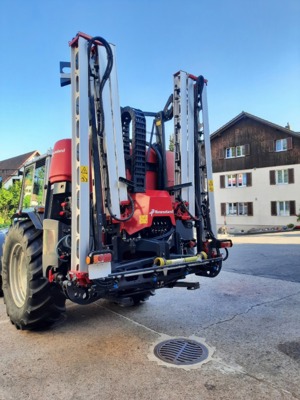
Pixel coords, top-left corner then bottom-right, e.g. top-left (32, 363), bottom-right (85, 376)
top-left (0, 33), bottom-right (232, 330)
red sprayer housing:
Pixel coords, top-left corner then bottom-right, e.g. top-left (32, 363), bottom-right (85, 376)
top-left (49, 139), bottom-right (72, 184)
top-left (166, 151), bottom-right (175, 187)
top-left (124, 149), bottom-right (174, 191)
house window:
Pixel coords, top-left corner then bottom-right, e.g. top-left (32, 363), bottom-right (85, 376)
top-left (275, 139), bottom-right (287, 152)
top-left (221, 202), bottom-right (253, 216)
top-left (221, 172), bottom-right (252, 189)
top-left (278, 201), bottom-right (290, 216)
top-left (225, 147), bottom-right (236, 158)
top-left (238, 203), bottom-right (248, 215)
top-left (226, 174), bottom-right (237, 188)
top-left (269, 137), bottom-right (292, 152)
top-left (271, 201), bottom-right (296, 216)
top-left (270, 168), bottom-right (294, 185)
top-left (237, 173), bottom-right (247, 187)
top-left (236, 145), bottom-right (245, 157)
top-left (276, 170), bottom-right (288, 184)
top-left (220, 144), bottom-right (250, 159)
top-left (227, 203), bottom-right (237, 215)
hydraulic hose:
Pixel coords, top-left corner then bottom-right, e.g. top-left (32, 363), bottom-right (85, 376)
top-left (87, 36), bottom-right (113, 136)
top-left (87, 36), bottom-right (113, 250)
top-left (107, 191), bottom-right (135, 222)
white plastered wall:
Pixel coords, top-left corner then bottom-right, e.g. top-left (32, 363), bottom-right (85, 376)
top-left (214, 163), bottom-right (300, 231)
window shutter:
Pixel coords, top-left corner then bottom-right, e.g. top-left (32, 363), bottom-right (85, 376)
top-left (286, 137), bottom-right (293, 150)
top-left (247, 202), bottom-right (253, 216)
top-left (271, 201), bottom-right (277, 216)
top-left (244, 144), bottom-right (250, 155)
top-left (290, 201), bottom-right (296, 216)
top-left (220, 175), bottom-right (225, 188)
top-left (221, 203), bottom-right (226, 216)
top-left (288, 168), bottom-right (294, 184)
top-left (219, 148), bottom-right (224, 159)
top-left (246, 172), bottom-right (252, 187)
top-left (269, 170), bottom-right (276, 185)
top-left (268, 140), bottom-right (275, 152)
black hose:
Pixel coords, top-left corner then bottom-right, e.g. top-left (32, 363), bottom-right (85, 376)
top-left (107, 192), bottom-right (135, 222)
top-left (87, 36), bottom-right (113, 250)
top-left (195, 75), bottom-right (205, 111)
top-left (87, 37), bottom-right (134, 224)
top-left (155, 227), bottom-right (175, 241)
top-left (222, 248), bottom-right (229, 261)
top-left (87, 36), bottom-right (113, 136)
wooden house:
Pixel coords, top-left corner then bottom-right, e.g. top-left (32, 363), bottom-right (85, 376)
top-left (211, 112), bottom-right (300, 232)
top-left (0, 151), bottom-right (40, 189)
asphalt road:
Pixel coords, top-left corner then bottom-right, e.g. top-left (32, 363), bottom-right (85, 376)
top-left (223, 231), bottom-right (300, 283)
top-left (0, 231), bottom-right (299, 400)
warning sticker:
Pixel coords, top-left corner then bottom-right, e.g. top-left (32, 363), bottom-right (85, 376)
top-left (139, 215), bottom-right (148, 224)
top-left (208, 179), bottom-right (214, 192)
top-left (80, 166), bottom-right (89, 183)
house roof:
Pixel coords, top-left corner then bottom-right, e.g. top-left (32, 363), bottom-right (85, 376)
top-left (0, 151), bottom-right (40, 185)
top-left (211, 111), bottom-right (300, 139)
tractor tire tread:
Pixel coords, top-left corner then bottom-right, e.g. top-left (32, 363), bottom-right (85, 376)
top-left (2, 220), bottom-right (66, 330)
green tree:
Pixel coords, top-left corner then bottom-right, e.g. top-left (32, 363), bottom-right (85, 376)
top-left (169, 134), bottom-right (175, 151)
top-left (0, 181), bottom-right (22, 227)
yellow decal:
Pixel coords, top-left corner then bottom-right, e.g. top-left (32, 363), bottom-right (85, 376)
top-left (155, 120), bottom-right (162, 126)
top-left (139, 215), bottom-right (148, 224)
top-left (208, 179), bottom-right (214, 192)
top-left (80, 166), bottom-right (89, 183)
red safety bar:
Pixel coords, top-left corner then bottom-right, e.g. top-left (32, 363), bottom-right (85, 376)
top-left (173, 71), bottom-right (208, 84)
top-left (69, 31), bottom-right (104, 47)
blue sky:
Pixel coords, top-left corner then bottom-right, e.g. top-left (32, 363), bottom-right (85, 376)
top-left (0, 0), bottom-right (299, 160)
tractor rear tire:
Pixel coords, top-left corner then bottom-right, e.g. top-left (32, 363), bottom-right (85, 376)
top-left (2, 220), bottom-right (66, 330)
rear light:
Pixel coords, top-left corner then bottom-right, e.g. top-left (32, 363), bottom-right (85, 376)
top-left (86, 251), bottom-right (112, 280)
top-left (86, 251), bottom-right (112, 265)
top-left (216, 239), bottom-right (233, 249)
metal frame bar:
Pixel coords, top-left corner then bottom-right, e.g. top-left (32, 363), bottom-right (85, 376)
top-left (70, 36), bottom-right (90, 273)
top-left (187, 76), bottom-right (195, 216)
top-left (201, 84), bottom-right (216, 235)
top-left (173, 71), bottom-right (195, 215)
top-left (69, 34), bottom-right (128, 272)
top-left (98, 45), bottom-right (127, 217)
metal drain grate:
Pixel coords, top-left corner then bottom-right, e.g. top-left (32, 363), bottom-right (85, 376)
top-left (154, 338), bottom-right (209, 366)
